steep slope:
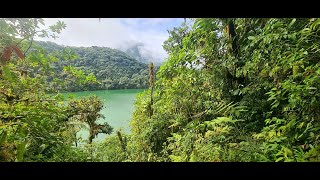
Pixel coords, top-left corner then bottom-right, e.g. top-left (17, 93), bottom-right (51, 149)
top-left (36, 41), bottom-right (149, 91)
top-left (120, 43), bottom-right (163, 66)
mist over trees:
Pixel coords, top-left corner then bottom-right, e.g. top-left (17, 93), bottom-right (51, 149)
top-left (119, 42), bottom-right (163, 66)
top-left (36, 41), bottom-right (151, 92)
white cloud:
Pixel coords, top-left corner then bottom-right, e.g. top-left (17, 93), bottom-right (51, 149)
top-left (37, 18), bottom-right (183, 62)
top-left (121, 18), bottom-right (174, 27)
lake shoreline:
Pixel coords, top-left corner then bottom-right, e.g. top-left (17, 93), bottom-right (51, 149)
top-left (48, 88), bottom-right (147, 94)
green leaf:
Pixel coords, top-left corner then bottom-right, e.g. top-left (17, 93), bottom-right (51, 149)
top-left (0, 130), bottom-right (7, 145)
top-left (310, 18), bottom-right (320, 30)
top-left (39, 144), bottom-right (47, 153)
top-left (275, 157), bottom-right (284, 162)
top-left (2, 66), bottom-right (13, 82)
top-left (288, 18), bottom-right (296, 28)
top-left (248, 36), bottom-right (255, 40)
top-left (307, 87), bottom-right (317, 90)
top-left (169, 155), bottom-right (184, 162)
top-left (298, 122), bottom-right (304, 129)
top-left (283, 147), bottom-right (293, 156)
top-left (16, 142), bottom-right (27, 162)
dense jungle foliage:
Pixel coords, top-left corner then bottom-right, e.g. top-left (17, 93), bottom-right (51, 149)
top-left (1, 18), bottom-right (320, 162)
top-left (128, 18), bottom-right (320, 162)
top-left (35, 41), bottom-right (150, 92)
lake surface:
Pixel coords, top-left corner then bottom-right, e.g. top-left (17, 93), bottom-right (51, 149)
top-left (62, 89), bottom-right (144, 142)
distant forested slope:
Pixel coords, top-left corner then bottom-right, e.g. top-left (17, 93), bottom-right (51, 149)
top-left (36, 41), bottom-right (150, 92)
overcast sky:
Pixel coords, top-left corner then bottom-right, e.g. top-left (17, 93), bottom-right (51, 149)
top-left (39, 18), bottom-right (184, 62)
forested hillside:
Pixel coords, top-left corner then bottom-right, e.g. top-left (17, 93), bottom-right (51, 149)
top-left (36, 41), bottom-right (150, 92)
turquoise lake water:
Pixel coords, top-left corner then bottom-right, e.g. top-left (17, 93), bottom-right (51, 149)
top-left (62, 89), bottom-right (144, 142)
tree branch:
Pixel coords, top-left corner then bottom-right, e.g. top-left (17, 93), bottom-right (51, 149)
top-left (24, 36), bottom-right (34, 56)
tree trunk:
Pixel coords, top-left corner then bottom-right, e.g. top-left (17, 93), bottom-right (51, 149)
top-left (148, 63), bottom-right (155, 118)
